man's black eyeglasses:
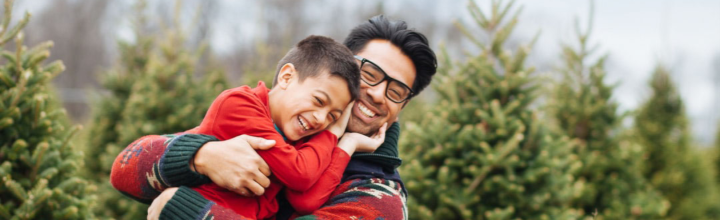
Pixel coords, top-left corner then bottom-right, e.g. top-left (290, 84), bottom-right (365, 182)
top-left (354, 55), bottom-right (414, 103)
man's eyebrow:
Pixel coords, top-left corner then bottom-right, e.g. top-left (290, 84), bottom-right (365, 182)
top-left (368, 62), bottom-right (384, 73)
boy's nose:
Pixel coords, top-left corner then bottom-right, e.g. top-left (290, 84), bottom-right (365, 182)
top-left (311, 112), bottom-right (326, 128)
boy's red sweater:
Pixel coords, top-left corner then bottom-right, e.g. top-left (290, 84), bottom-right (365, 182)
top-left (191, 81), bottom-right (350, 219)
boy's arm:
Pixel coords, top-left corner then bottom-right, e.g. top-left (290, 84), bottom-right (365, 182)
top-left (110, 129), bottom-right (216, 203)
top-left (293, 178), bottom-right (408, 220)
top-left (206, 91), bottom-right (338, 191)
top-left (284, 148), bottom-right (351, 214)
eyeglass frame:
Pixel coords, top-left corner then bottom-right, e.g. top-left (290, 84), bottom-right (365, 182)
top-left (354, 55), bottom-right (414, 103)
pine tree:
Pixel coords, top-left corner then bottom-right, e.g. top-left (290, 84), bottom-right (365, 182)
top-left (400, 1), bottom-right (582, 219)
top-left (634, 65), bottom-right (720, 219)
top-left (717, 123), bottom-right (720, 182)
top-left (84, 1), bottom-right (228, 219)
top-left (548, 5), bottom-right (668, 219)
top-left (0, 0), bottom-right (95, 218)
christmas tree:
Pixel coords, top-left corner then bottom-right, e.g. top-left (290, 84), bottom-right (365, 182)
top-left (0, 0), bottom-right (95, 218)
top-left (717, 123), bottom-right (720, 182)
top-left (547, 5), bottom-right (668, 219)
top-left (84, 1), bottom-right (228, 219)
top-left (400, 1), bottom-right (582, 219)
top-left (634, 65), bottom-right (720, 219)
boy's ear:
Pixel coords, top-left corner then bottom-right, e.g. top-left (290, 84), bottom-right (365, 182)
top-left (276, 63), bottom-right (296, 90)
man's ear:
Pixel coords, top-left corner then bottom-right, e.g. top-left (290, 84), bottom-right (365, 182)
top-left (276, 63), bottom-right (296, 90)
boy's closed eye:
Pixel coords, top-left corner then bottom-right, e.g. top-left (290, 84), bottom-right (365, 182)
top-left (313, 94), bottom-right (340, 124)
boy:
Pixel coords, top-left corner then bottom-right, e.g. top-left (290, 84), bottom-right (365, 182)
top-left (177, 35), bottom-right (386, 219)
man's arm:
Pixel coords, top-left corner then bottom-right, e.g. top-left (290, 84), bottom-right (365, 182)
top-left (147, 187), bottom-right (254, 220)
top-left (109, 131), bottom-right (213, 203)
top-left (109, 131), bottom-right (274, 203)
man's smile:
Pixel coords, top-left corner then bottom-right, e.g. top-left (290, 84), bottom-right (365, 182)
top-left (353, 98), bottom-right (384, 124)
top-left (358, 102), bottom-right (376, 118)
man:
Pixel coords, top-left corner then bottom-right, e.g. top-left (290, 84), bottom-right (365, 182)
top-left (110, 15), bottom-right (436, 219)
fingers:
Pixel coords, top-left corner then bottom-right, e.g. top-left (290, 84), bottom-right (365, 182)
top-left (344, 101), bottom-right (355, 115)
top-left (231, 186), bottom-right (251, 197)
top-left (245, 179), bottom-right (266, 196)
top-left (258, 161), bottom-right (272, 177)
top-left (339, 101), bottom-right (354, 124)
top-left (373, 122), bottom-right (388, 139)
top-left (238, 135), bottom-right (276, 150)
top-left (253, 171), bottom-right (272, 188)
top-left (377, 122), bottom-right (387, 140)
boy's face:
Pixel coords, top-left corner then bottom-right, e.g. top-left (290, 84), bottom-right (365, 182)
top-left (272, 65), bottom-right (352, 141)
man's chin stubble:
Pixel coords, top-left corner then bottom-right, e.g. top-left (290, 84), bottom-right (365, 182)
top-left (346, 116), bottom-right (377, 136)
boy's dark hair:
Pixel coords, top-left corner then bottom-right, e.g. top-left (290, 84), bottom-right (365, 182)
top-left (273, 35), bottom-right (360, 100)
top-left (344, 15), bottom-right (437, 98)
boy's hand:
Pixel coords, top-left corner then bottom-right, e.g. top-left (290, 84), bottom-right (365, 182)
top-left (343, 122), bottom-right (387, 153)
top-left (328, 101), bottom-right (354, 139)
top-left (193, 135), bottom-right (275, 196)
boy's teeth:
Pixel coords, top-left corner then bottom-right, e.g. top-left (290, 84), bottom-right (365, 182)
top-left (358, 103), bottom-right (376, 118)
top-left (299, 116), bottom-right (309, 130)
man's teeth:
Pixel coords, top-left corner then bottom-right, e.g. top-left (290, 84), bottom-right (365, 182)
top-left (358, 103), bottom-right (376, 118)
top-left (299, 116), bottom-right (309, 130)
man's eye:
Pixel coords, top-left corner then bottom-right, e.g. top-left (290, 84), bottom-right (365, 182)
top-left (390, 88), bottom-right (402, 97)
top-left (330, 114), bottom-right (337, 122)
top-left (362, 71), bottom-right (376, 79)
top-left (314, 97), bottom-right (323, 105)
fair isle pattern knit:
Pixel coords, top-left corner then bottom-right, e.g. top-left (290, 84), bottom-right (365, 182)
top-left (294, 178), bottom-right (408, 220)
top-left (110, 123), bottom-right (407, 220)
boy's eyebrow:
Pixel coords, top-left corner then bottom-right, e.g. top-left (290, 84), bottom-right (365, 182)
top-left (317, 90), bottom-right (332, 105)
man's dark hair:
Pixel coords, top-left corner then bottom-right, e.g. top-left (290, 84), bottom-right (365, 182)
top-left (273, 35), bottom-right (360, 100)
top-left (344, 15), bottom-right (437, 97)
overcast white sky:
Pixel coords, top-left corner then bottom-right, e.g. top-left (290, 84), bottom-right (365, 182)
top-left (16, 0), bottom-right (720, 144)
top-left (513, 0), bottom-right (720, 144)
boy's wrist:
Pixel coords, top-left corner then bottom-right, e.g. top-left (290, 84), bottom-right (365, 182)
top-left (338, 136), bottom-right (357, 156)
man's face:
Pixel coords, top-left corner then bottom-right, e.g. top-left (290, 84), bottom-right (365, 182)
top-left (347, 39), bottom-right (416, 135)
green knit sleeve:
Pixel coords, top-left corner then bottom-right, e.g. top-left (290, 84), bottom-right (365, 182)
top-left (159, 186), bottom-right (212, 220)
top-left (160, 134), bottom-right (217, 187)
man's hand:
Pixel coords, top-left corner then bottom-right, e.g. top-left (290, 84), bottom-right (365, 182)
top-left (328, 101), bottom-right (355, 139)
top-left (147, 187), bottom-right (178, 220)
top-left (193, 135), bottom-right (275, 196)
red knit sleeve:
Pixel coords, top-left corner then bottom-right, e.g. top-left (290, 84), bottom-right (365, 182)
top-left (110, 131), bottom-right (197, 203)
top-left (285, 148), bottom-right (351, 214)
top-left (197, 88), bottom-right (338, 191)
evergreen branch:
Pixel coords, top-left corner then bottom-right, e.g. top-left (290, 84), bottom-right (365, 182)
top-left (0, 0), bottom-right (12, 38)
top-left (0, 11), bottom-right (29, 45)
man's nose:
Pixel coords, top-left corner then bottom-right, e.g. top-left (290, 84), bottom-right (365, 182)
top-left (366, 81), bottom-right (387, 104)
